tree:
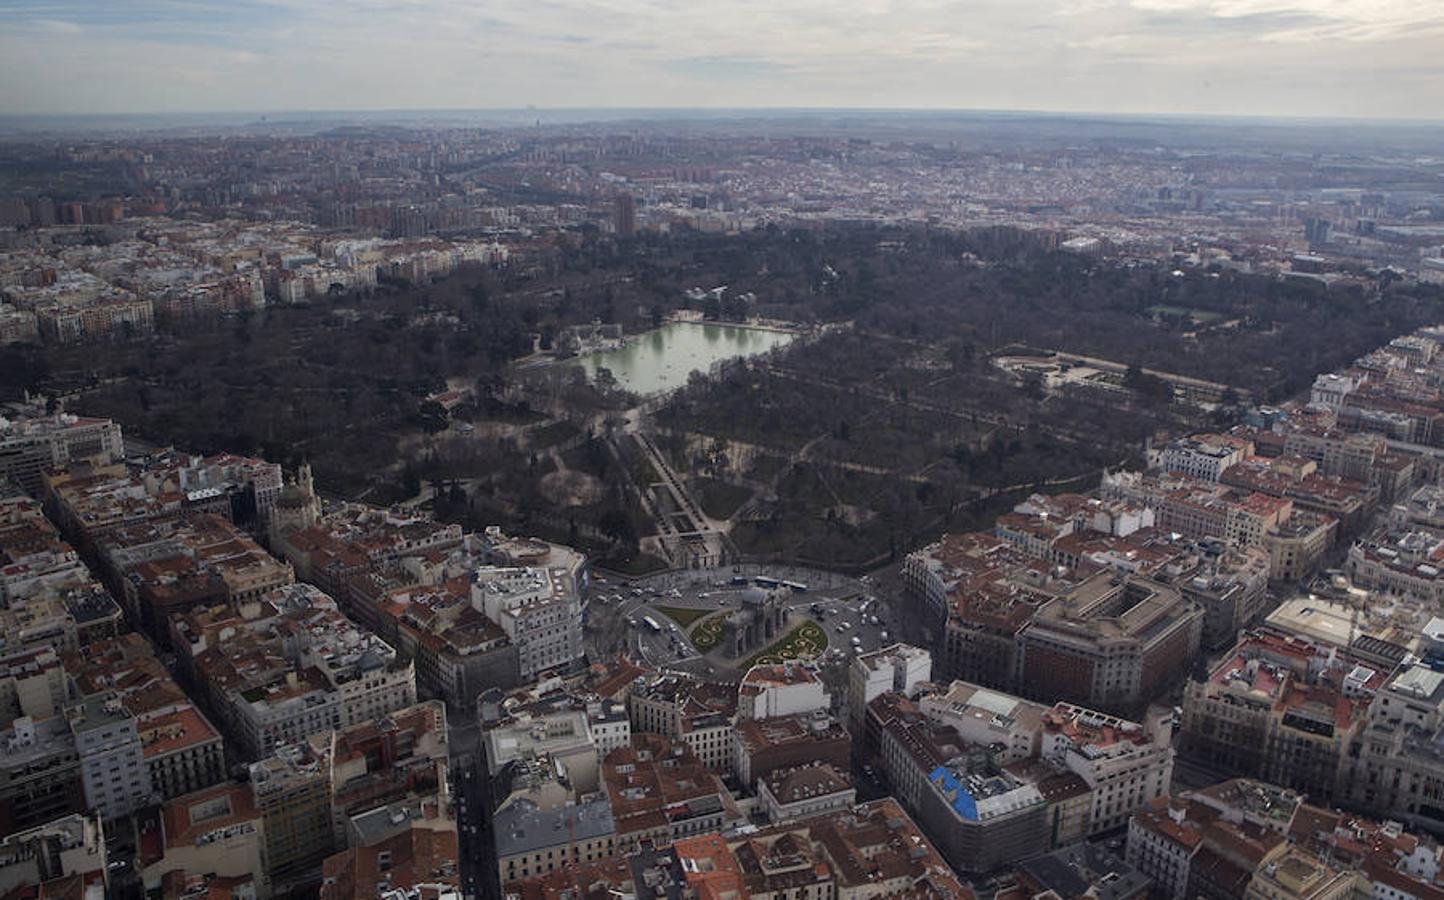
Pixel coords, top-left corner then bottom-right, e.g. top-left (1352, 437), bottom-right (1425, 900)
top-left (417, 400), bottom-right (449, 434)
top-left (598, 508), bottom-right (637, 547)
top-left (1022, 371), bottom-right (1046, 401)
top-left (469, 283), bottom-right (490, 310)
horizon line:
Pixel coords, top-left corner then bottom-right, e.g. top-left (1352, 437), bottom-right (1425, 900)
top-left (3, 104), bottom-right (1444, 129)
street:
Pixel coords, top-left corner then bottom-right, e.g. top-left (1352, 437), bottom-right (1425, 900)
top-left (585, 563), bottom-right (892, 676)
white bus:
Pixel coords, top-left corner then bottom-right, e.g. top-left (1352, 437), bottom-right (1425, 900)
top-left (642, 616), bottom-right (663, 633)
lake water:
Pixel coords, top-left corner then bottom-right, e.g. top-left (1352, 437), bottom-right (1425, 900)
top-left (578, 322), bottom-right (796, 396)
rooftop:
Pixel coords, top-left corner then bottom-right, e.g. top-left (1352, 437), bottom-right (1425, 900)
top-left (161, 782), bottom-right (260, 850)
top-left (762, 762), bottom-right (853, 805)
top-left (493, 795), bottom-right (615, 859)
top-left (1015, 843), bottom-right (1150, 900)
top-left (927, 761), bottom-right (1043, 823)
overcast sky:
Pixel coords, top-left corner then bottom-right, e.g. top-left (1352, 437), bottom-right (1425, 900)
top-left (0, 0), bottom-right (1441, 119)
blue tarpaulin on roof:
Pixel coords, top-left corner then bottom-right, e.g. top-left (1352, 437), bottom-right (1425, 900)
top-left (928, 765), bottom-right (978, 821)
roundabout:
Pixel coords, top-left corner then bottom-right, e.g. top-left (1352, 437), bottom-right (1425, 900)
top-left (590, 563), bottom-right (889, 680)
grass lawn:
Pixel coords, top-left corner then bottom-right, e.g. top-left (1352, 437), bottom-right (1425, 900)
top-left (690, 611), bottom-right (729, 651)
top-left (656, 605), bottom-right (714, 629)
top-left (743, 621), bottom-right (828, 668)
top-left (747, 454), bottom-right (789, 483)
top-left (695, 478), bottom-right (754, 520)
top-left (595, 551), bottom-right (668, 577)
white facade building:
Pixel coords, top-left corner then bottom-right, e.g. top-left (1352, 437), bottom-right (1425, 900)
top-left (1311, 373), bottom-right (1360, 411)
top-left (67, 693), bottom-right (154, 820)
top-left (917, 680), bottom-right (1046, 765)
top-left (472, 566), bottom-right (584, 679)
top-left (738, 664), bottom-right (830, 721)
top-left (848, 644), bottom-right (933, 724)
top-left (1161, 437), bottom-right (1245, 483)
top-left (1041, 703), bottom-right (1174, 835)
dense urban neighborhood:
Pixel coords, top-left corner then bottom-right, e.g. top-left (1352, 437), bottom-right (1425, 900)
top-left (6, 112), bottom-right (1444, 900)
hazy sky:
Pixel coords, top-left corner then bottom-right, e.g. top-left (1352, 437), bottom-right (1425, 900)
top-left (1, 0), bottom-right (1441, 119)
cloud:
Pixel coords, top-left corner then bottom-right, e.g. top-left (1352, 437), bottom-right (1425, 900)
top-left (32, 18), bottom-right (82, 33)
top-left (660, 56), bottom-right (791, 82)
top-left (1129, 0), bottom-right (1444, 41)
top-left (0, 0), bottom-right (1438, 117)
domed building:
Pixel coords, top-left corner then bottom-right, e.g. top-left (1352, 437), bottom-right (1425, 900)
top-left (267, 463), bottom-right (321, 547)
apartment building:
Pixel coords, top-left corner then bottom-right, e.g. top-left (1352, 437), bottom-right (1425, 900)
top-left (1179, 544), bottom-right (1271, 650)
top-left (916, 680), bottom-right (1047, 765)
top-left (137, 450), bottom-right (284, 537)
top-left (1162, 435), bottom-right (1248, 482)
top-left (1127, 782), bottom-right (1295, 900)
top-left (732, 712), bottom-right (851, 789)
top-left (249, 741), bottom-right (335, 877)
top-left (736, 663), bottom-right (830, 721)
top-left (494, 794), bottom-right (617, 887)
top-left (0, 812), bottom-right (107, 898)
top-left (1244, 848), bottom-right (1359, 900)
top-left (319, 824), bottom-right (461, 900)
top-left (756, 762), bottom-right (855, 823)
top-left (0, 714), bottom-right (82, 834)
top-left (95, 513), bottom-right (295, 637)
top-left (325, 701), bottom-right (452, 850)
top-left (64, 633), bottom-right (225, 804)
top-left (0, 647), bottom-right (68, 727)
top-left (67, 691), bottom-right (154, 820)
top-left (180, 584), bottom-right (415, 759)
top-left (626, 673), bottom-right (737, 774)
top-left (600, 734), bottom-right (741, 852)
top-left (1181, 632), bottom-right (1380, 806)
top-left (1347, 519), bottom-right (1444, 604)
top-left (1160, 485), bottom-right (1294, 549)
top-left (869, 693), bottom-right (1049, 873)
top-left (384, 577), bottom-right (520, 708)
top-left (1263, 512), bottom-right (1337, 583)
top-left (847, 643), bottom-right (932, 728)
top-left (141, 781), bottom-right (269, 899)
top-left (905, 533), bottom-right (1064, 690)
top-left (482, 708), bottom-right (599, 797)
top-left (1346, 662), bottom-right (1444, 835)
top-left (0, 410), bottom-right (124, 494)
top-left (1016, 573), bottom-right (1203, 715)
top-left (1040, 702), bottom-right (1173, 835)
top-left (472, 565), bottom-right (584, 680)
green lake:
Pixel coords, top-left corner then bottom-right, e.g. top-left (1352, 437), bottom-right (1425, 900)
top-left (578, 322), bottom-right (796, 395)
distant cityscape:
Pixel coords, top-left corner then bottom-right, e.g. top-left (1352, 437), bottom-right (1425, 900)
top-left (3, 117), bottom-right (1444, 345)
